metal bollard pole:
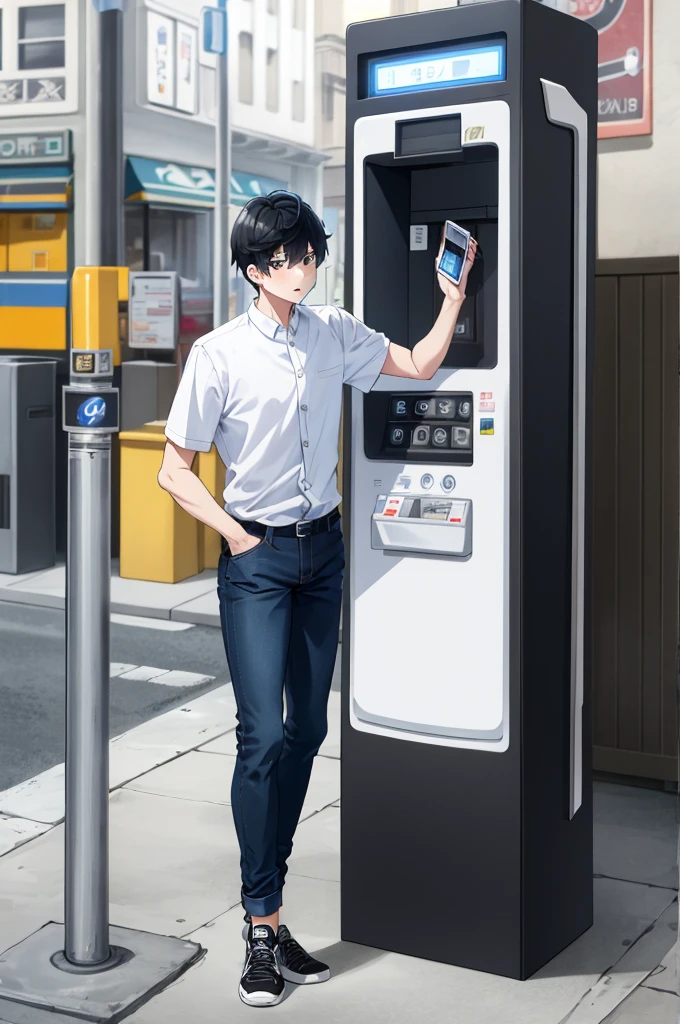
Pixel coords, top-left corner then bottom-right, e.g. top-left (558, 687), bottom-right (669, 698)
top-left (213, 0), bottom-right (230, 329)
top-left (62, 350), bottom-right (119, 970)
top-left (64, 430), bottom-right (112, 966)
top-left (0, 326), bottom-right (201, 1019)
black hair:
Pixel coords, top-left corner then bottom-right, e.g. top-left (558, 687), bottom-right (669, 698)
top-left (230, 190), bottom-right (331, 291)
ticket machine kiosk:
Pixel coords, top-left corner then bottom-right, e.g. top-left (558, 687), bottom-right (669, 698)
top-left (340, 1), bottom-right (597, 979)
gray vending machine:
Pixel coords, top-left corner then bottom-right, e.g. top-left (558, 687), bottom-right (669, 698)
top-left (340, 0), bottom-right (597, 979)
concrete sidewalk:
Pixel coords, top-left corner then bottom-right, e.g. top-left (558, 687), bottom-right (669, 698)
top-left (0, 681), bottom-right (677, 1024)
top-left (0, 560), bottom-right (220, 627)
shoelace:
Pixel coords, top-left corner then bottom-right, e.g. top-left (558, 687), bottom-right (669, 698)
top-left (278, 932), bottom-right (313, 972)
top-left (245, 942), bottom-right (280, 982)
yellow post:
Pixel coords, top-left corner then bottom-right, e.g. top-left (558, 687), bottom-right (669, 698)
top-left (119, 422), bottom-right (201, 583)
top-left (71, 266), bottom-right (122, 366)
top-left (0, 214), bottom-right (7, 272)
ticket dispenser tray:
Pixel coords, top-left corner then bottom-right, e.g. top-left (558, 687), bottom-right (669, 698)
top-left (371, 494), bottom-right (472, 557)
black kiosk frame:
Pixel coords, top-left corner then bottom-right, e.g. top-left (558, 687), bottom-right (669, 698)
top-left (340, 1), bottom-right (597, 980)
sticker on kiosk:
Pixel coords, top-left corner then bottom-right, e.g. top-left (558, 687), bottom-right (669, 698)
top-left (383, 496), bottom-right (404, 517)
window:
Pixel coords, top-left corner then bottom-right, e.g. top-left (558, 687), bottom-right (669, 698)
top-left (292, 0), bottom-right (305, 31)
top-left (266, 48), bottom-right (278, 112)
top-left (18, 4), bottom-right (65, 70)
top-left (148, 207), bottom-right (213, 296)
top-left (124, 208), bottom-right (145, 273)
top-left (238, 32), bottom-right (253, 104)
top-left (292, 79), bottom-right (304, 122)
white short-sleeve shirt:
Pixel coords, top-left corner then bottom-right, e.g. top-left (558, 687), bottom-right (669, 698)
top-left (164, 300), bottom-right (390, 526)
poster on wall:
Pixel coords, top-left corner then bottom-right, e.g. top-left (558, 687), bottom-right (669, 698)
top-left (175, 23), bottom-right (198, 114)
top-left (129, 272), bottom-right (180, 351)
top-left (569, 0), bottom-right (653, 138)
top-left (147, 12), bottom-right (175, 108)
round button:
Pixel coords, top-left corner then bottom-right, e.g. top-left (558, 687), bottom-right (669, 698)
top-left (303, 440), bottom-right (309, 447)
top-left (420, 473), bottom-right (434, 490)
top-left (301, 404), bottom-right (308, 411)
top-left (289, 340), bottom-right (295, 347)
top-left (390, 427), bottom-right (405, 445)
top-left (432, 427), bottom-right (448, 447)
top-left (457, 400), bottom-right (471, 420)
top-left (442, 475), bottom-right (456, 492)
top-left (297, 370), bottom-right (304, 378)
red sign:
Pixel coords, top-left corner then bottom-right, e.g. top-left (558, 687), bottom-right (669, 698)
top-left (569, 0), bottom-right (653, 138)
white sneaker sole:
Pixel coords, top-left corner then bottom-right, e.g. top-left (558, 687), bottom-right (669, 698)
top-left (278, 962), bottom-right (331, 985)
top-left (238, 984), bottom-right (285, 1007)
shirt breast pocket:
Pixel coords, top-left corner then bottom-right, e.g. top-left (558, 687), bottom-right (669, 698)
top-left (316, 363), bottom-right (343, 379)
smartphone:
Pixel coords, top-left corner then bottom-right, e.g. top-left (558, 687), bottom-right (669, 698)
top-left (437, 221), bottom-right (471, 286)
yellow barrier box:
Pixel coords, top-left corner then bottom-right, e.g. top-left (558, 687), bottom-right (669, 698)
top-left (119, 421), bottom-right (201, 583)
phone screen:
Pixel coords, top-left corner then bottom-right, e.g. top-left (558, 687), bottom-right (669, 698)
top-left (438, 223), bottom-right (469, 284)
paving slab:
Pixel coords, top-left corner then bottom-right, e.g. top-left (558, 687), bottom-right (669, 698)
top-left (123, 867), bottom-right (675, 1024)
top-left (287, 805), bottom-right (340, 883)
top-left (0, 567), bottom-right (55, 590)
top-left (643, 939), bottom-right (679, 996)
top-left (125, 748), bottom-right (340, 820)
top-left (171, 588), bottom-right (220, 627)
top-left (0, 566), bottom-right (66, 610)
top-left (0, 563), bottom-right (218, 620)
top-left (600, 984), bottom-right (678, 1023)
top-left (107, 789), bottom-right (239, 936)
top-left (0, 686), bottom-right (238, 825)
top-left (198, 729), bottom-right (238, 756)
top-left (0, 1003), bottom-right (84, 1024)
top-left (0, 816), bottom-right (52, 857)
top-left (565, 900), bottom-right (678, 1022)
top-left (593, 781), bottom-right (678, 890)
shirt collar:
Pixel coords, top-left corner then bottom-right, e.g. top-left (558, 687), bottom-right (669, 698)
top-left (247, 300), bottom-right (301, 341)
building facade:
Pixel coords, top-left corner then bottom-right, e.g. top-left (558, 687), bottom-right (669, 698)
top-left (313, 0), bottom-right (465, 306)
top-left (0, 0), bottom-right (324, 355)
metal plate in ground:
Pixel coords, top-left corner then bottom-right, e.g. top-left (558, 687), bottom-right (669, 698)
top-left (0, 922), bottom-right (204, 1023)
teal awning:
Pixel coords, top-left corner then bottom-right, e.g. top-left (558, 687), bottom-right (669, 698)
top-left (124, 157), bottom-right (286, 209)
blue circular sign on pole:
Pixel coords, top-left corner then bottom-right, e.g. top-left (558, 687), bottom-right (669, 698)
top-left (76, 396), bottom-right (107, 427)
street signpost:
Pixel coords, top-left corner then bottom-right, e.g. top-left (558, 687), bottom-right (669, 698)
top-left (203, 3), bottom-right (230, 328)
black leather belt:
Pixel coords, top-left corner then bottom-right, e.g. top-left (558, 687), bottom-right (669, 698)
top-left (231, 507), bottom-right (341, 540)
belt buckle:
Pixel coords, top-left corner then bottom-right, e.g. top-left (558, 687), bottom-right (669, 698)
top-left (295, 519), bottom-right (312, 537)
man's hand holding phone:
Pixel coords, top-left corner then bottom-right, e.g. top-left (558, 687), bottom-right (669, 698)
top-left (436, 225), bottom-right (477, 304)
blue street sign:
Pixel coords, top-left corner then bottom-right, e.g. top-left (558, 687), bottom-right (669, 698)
top-left (91, 0), bottom-right (126, 11)
top-left (203, 6), bottom-right (227, 55)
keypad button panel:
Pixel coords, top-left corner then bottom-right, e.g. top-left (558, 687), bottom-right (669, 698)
top-left (365, 391), bottom-right (475, 465)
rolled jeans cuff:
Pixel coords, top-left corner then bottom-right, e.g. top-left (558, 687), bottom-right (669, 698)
top-left (242, 888), bottom-right (282, 918)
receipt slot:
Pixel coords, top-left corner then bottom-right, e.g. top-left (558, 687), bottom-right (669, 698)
top-left (340, 2), bottom-right (597, 979)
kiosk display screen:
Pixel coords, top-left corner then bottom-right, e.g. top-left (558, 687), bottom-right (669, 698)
top-left (365, 39), bottom-right (506, 98)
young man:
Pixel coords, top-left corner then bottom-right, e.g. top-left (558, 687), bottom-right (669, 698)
top-left (158, 190), bottom-right (476, 1007)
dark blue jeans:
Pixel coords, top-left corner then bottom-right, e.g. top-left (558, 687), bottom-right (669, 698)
top-left (216, 514), bottom-right (344, 917)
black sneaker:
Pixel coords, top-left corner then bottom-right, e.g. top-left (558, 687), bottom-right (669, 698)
top-left (275, 924), bottom-right (331, 985)
top-left (239, 923), bottom-right (285, 1007)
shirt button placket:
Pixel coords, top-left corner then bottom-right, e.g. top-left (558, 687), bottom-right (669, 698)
top-left (289, 323), bottom-right (310, 515)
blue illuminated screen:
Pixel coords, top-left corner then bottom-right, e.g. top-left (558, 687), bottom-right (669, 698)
top-left (367, 39), bottom-right (506, 98)
top-left (439, 250), bottom-right (464, 282)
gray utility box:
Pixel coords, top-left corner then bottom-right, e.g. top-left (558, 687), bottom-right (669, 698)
top-left (0, 356), bottom-right (57, 574)
top-left (121, 360), bottom-right (178, 431)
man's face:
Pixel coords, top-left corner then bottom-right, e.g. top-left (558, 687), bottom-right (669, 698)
top-left (248, 244), bottom-right (317, 304)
